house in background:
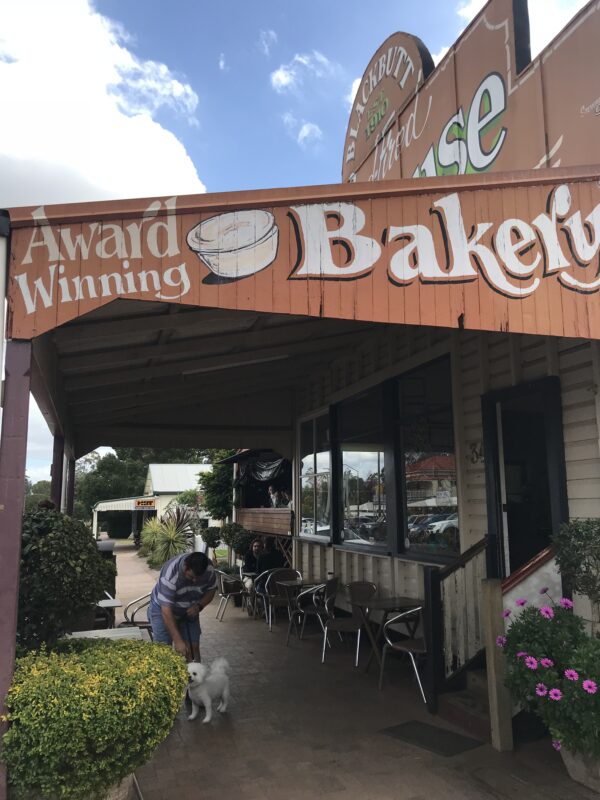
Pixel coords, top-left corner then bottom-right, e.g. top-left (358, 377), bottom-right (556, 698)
top-left (92, 463), bottom-right (213, 538)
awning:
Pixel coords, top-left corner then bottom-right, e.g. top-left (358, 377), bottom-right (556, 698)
top-left (217, 449), bottom-right (283, 464)
top-left (93, 496), bottom-right (157, 512)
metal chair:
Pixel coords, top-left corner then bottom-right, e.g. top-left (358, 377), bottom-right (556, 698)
top-left (263, 568), bottom-right (302, 631)
top-left (215, 570), bottom-right (246, 621)
top-left (378, 606), bottom-right (427, 702)
top-left (285, 578), bottom-right (338, 645)
top-left (321, 581), bottom-right (377, 667)
top-left (118, 592), bottom-right (153, 639)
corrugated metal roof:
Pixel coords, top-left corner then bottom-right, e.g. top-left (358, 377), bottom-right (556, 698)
top-left (145, 463), bottom-right (212, 494)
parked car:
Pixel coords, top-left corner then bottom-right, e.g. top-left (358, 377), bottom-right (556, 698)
top-left (426, 513), bottom-right (459, 550)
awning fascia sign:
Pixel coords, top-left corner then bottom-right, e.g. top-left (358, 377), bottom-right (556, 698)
top-left (6, 166), bottom-right (600, 340)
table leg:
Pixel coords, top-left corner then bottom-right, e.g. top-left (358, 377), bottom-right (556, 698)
top-left (365, 611), bottom-right (389, 672)
top-left (358, 607), bottom-right (382, 669)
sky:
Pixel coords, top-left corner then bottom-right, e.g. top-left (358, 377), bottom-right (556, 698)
top-left (0, 0), bottom-right (589, 483)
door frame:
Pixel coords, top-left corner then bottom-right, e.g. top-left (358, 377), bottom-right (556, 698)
top-left (481, 375), bottom-right (569, 579)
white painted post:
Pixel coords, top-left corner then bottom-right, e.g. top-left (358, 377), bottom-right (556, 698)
top-left (482, 578), bottom-right (514, 752)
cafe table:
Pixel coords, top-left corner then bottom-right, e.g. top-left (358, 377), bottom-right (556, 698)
top-left (96, 596), bottom-right (122, 628)
top-left (352, 596), bottom-right (423, 670)
top-left (65, 626), bottom-right (151, 642)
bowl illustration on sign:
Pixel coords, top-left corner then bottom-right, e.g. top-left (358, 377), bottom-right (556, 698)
top-left (187, 210), bottom-right (279, 280)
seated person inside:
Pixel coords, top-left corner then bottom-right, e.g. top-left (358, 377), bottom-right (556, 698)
top-left (242, 538), bottom-right (264, 590)
top-left (255, 537), bottom-right (286, 595)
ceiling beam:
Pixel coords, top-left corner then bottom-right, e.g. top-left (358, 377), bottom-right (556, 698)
top-left (60, 318), bottom-right (356, 371)
top-left (64, 330), bottom-right (369, 392)
top-left (54, 307), bottom-right (260, 345)
top-left (69, 379), bottom-right (298, 423)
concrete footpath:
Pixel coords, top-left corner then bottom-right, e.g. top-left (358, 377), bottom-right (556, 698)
top-left (113, 539), bottom-right (157, 624)
top-left (112, 542), bottom-right (595, 800)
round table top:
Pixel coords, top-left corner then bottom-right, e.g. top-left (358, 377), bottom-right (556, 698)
top-left (357, 596), bottom-right (422, 610)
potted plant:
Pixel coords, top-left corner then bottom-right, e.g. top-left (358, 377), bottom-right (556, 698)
top-left (219, 523), bottom-right (254, 561)
top-left (500, 590), bottom-right (600, 792)
top-left (2, 638), bottom-right (188, 800)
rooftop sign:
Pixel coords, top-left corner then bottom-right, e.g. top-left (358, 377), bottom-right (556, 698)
top-left (343, 0), bottom-right (600, 183)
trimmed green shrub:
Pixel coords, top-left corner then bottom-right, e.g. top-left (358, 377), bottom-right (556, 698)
top-left (3, 639), bottom-right (188, 800)
top-left (18, 509), bottom-right (115, 650)
top-left (201, 526), bottom-right (222, 550)
top-left (219, 523), bottom-right (253, 557)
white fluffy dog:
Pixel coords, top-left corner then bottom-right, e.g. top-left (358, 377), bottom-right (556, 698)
top-left (187, 658), bottom-right (230, 723)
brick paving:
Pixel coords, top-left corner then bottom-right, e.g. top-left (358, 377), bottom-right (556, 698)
top-left (113, 544), bottom-right (595, 800)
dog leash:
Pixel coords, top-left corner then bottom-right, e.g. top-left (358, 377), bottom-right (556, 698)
top-left (184, 618), bottom-right (194, 662)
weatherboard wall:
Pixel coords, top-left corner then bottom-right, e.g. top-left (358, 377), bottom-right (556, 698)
top-left (294, 326), bottom-right (600, 595)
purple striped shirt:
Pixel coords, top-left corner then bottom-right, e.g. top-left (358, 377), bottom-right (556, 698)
top-left (150, 554), bottom-right (217, 617)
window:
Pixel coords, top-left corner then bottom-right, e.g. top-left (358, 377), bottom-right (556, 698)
top-left (399, 358), bottom-right (459, 557)
top-left (338, 387), bottom-right (388, 549)
top-left (299, 415), bottom-right (330, 538)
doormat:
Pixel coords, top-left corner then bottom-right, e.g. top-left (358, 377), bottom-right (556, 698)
top-left (381, 720), bottom-right (483, 757)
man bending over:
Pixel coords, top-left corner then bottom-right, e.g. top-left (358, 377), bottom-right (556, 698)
top-left (148, 551), bottom-right (217, 661)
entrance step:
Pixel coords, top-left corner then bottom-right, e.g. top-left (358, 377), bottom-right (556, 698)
top-left (466, 668), bottom-right (489, 700)
top-left (437, 686), bottom-right (490, 742)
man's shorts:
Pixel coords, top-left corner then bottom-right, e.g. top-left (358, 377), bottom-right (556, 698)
top-left (148, 602), bottom-right (201, 646)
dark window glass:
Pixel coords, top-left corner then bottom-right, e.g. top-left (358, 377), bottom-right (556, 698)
top-left (400, 358), bottom-right (459, 557)
top-left (339, 387), bottom-right (387, 549)
top-left (299, 416), bottom-right (330, 538)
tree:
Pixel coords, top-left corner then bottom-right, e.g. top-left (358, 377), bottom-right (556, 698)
top-left (198, 449), bottom-right (235, 521)
top-left (24, 479), bottom-right (52, 514)
top-left (74, 448), bottom-right (218, 524)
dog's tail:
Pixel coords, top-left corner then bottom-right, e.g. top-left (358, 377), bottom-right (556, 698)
top-left (210, 657), bottom-right (230, 675)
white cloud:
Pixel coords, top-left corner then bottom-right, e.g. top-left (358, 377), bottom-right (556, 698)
top-left (270, 50), bottom-right (339, 94)
top-left (281, 112), bottom-right (322, 149)
top-left (0, 0), bottom-right (205, 208)
top-left (297, 122), bottom-right (323, 148)
top-left (345, 77), bottom-right (361, 109)
top-left (282, 111), bottom-right (298, 133)
top-left (218, 52), bottom-right (227, 71)
top-left (258, 29), bottom-right (277, 56)
top-left (431, 46), bottom-right (450, 66)
top-left (0, 0), bottom-right (207, 480)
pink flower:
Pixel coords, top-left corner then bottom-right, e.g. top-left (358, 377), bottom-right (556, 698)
top-left (565, 669), bottom-right (579, 681)
top-left (559, 598), bottom-right (574, 609)
top-left (540, 658), bottom-right (554, 668)
top-left (525, 656), bottom-right (539, 670)
top-left (516, 651), bottom-right (528, 659)
top-left (549, 688), bottom-right (563, 701)
top-left (540, 606), bottom-right (554, 620)
top-left (496, 635), bottom-right (507, 648)
top-left (502, 609), bottom-right (511, 618)
top-left (583, 680), bottom-right (598, 695)
top-left (552, 740), bottom-right (562, 751)
top-left (536, 683), bottom-right (548, 697)
top-left (515, 598), bottom-right (527, 607)
top-left (539, 587), bottom-right (549, 594)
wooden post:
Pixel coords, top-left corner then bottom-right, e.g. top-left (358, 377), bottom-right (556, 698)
top-left (66, 457), bottom-right (76, 515)
top-left (482, 578), bottom-right (514, 751)
top-left (0, 340), bottom-right (32, 797)
top-left (50, 434), bottom-right (64, 510)
top-left (423, 565), bottom-right (443, 713)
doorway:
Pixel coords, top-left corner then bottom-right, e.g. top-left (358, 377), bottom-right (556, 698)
top-left (482, 376), bottom-right (568, 578)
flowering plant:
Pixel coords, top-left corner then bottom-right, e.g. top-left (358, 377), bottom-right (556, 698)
top-left (501, 590), bottom-right (600, 758)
